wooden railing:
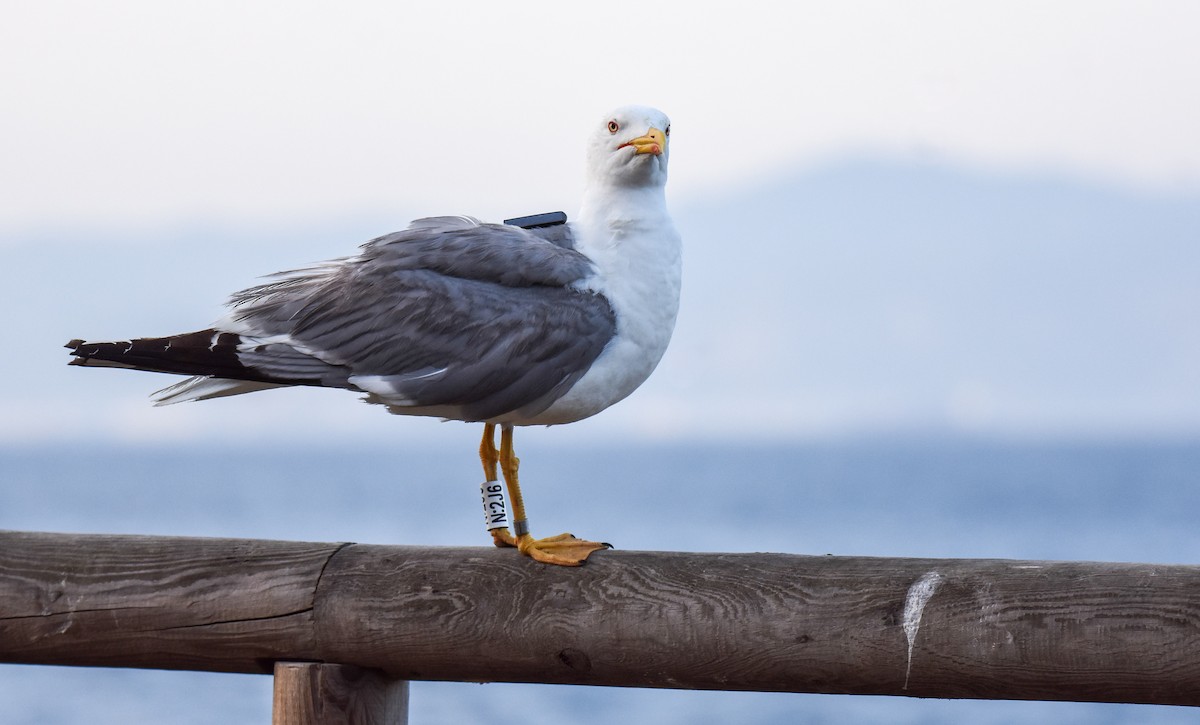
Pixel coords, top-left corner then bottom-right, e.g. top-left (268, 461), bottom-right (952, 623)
top-left (2, 530), bottom-right (1199, 723)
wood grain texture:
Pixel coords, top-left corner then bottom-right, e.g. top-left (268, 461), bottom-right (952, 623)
top-left (272, 662), bottom-right (408, 725)
top-left (0, 531), bottom-right (341, 673)
top-left (3, 530), bottom-right (1200, 705)
top-left (314, 546), bottom-right (1200, 705)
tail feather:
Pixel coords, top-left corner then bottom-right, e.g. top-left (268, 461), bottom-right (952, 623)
top-left (150, 376), bottom-right (286, 405)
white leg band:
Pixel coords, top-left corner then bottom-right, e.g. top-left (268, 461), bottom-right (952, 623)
top-left (480, 480), bottom-right (509, 531)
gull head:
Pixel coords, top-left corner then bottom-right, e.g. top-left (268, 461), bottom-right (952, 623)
top-left (586, 105), bottom-right (671, 190)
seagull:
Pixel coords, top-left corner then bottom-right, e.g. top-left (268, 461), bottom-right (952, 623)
top-left (66, 105), bottom-right (681, 566)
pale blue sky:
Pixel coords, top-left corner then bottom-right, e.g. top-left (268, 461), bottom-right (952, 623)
top-left (4, 1), bottom-right (1198, 230)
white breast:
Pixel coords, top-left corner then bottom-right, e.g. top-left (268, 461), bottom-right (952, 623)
top-left (511, 203), bottom-right (682, 426)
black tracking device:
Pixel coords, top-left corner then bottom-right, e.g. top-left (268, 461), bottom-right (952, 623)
top-left (503, 211), bottom-right (568, 229)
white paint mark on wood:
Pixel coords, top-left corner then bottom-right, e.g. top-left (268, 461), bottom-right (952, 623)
top-left (903, 570), bottom-right (944, 689)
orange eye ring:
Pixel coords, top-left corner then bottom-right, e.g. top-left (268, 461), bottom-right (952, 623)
top-left (607, 120), bottom-right (619, 134)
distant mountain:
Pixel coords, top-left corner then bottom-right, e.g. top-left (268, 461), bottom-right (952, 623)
top-left (664, 158), bottom-right (1200, 437)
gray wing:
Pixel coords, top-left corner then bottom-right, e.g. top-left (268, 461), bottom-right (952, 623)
top-left (227, 216), bottom-right (614, 421)
top-left (524, 221), bottom-right (576, 249)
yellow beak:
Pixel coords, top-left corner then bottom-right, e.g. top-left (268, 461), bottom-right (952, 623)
top-left (618, 127), bottom-right (667, 156)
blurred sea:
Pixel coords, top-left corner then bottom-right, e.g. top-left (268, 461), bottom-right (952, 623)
top-left (2, 439), bottom-right (1198, 724)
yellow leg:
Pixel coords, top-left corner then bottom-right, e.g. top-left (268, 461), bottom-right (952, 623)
top-left (498, 423), bottom-right (610, 566)
top-left (479, 423), bottom-right (517, 549)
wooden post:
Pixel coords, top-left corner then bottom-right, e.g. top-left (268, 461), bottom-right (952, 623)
top-left (272, 662), bottom-right (408, 725)
top-left (3, 530), bottom-right (1200, 706)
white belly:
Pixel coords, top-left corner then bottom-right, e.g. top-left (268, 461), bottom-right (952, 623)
top-left (508, 220), bottom-right (682, 426)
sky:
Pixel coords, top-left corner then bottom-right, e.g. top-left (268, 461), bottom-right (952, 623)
top-left (3, 1), bottom-right (1199, 444)
top-left (5, 1), bottom-right (1199, 228)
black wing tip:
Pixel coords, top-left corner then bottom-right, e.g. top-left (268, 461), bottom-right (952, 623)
top-left (66, 336), bottom-right (95, 364)
top-left (66, 338), bottom-right (88, 365)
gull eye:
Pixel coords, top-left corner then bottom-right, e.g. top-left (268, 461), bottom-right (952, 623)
top-left (664, 124), bottom-right (670, 137)
top-left (607, 120), bottom-right (619, 134)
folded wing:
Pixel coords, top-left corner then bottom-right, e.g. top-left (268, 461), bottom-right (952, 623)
top-left (68, 217), bottom-right (617, 422)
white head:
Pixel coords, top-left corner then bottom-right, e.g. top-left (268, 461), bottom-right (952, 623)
top-left (585, 105), bottom-right (671, 190)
